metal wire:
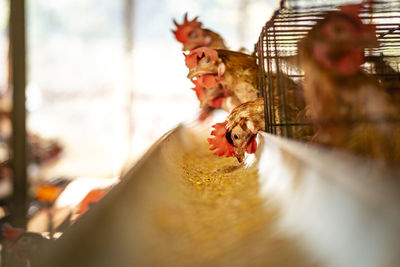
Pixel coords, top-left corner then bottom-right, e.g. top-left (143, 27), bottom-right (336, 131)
top-left (256, 0), bottom-right (400, 138)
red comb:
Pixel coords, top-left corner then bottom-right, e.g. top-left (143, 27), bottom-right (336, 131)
top-left (208, 121), bottom-right (236, 157)
top-left (185, 47), bottom-right (218, 69)
top-left (2, 224), bottom-right (24, 241)
top-left (185, 53), bottom-right (197, 69)
top-left (172, 13), bottom-right (202, 44)
top-left (191, 47), bottom-right (218, 61)
top-left (340, 3), bottom-right (376, 40)
top-left (340, 3), bottom-right (363, 21)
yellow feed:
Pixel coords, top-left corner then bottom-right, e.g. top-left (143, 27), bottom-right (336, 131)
top-left (150, 136), bottom-right (317, 266)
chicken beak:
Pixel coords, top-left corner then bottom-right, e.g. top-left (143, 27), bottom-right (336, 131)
top-left (199, 98), bottom-right (208, 108)
top-left (235, 143), bottom-right (248, 163)
top-left (187, 69), bottom-right (214, 79)
top-left (235, 150), bottom-right (245, 163)
top-left (187, 69), bottom-right (198, 79)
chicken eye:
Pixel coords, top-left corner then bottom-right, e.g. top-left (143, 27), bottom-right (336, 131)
top-left (233, 134), bottom-right (239, 140)
top-left (334, 25), bottom-right (345, 36)
top-left (205, 58), bottom-right (210, 63)
top-left (190, 31), bottom-right (199, 39)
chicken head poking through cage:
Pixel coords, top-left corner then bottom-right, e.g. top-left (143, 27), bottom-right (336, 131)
top-left (299, 4), bottom-right (377, 77)
top-left (185, 46), bottom-right (261, 116)
top-left (208, 98), bottom-right (265, 163)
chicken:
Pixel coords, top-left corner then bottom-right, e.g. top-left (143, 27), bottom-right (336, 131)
top-left (208, 98), bottom-right (265, 162)
top-left (172, 13), bottom-right (227, 51)
top-left (298, 3), bottom-right (400, 163)
top-left (185, 47), bottom-right (260, 109)
top-left (207, 91), bottom-right (312, 162)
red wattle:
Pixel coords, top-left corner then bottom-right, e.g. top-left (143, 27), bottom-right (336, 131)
top-left (336, 48), bottom-right (364, 76)
top-left (209, 97), bottom-right (223, 108)
top-left (246, 137), bottom-right (257, 154)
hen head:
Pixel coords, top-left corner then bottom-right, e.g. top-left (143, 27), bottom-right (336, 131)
top-left (172, 13), bottom-right (211, 51)
top-left (192, 75), bottom-right (226, 108)
top-left (226, 119), bottom-right (258, 162)
top-left (302, 3), bottom-right (377, 76)
top-left (208, 120), bottom-right (257, 163)
top-left (185, 47), bottom-right (225, 79)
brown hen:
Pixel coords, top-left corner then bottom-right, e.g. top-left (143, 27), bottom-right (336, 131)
top-left (185, 47), bottom-right (260, 112)
top-left (298, 3), bottom-right (400, 164)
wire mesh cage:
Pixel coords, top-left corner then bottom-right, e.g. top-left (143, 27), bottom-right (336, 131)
top-left (256, 0), bottom-right (400, 139)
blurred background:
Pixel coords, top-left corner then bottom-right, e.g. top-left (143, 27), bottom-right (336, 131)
top-left (1, 0), bottom-right (276, 180)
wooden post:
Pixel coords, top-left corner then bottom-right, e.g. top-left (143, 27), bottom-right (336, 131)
top-left (10, 0), bottom-right (27, 229)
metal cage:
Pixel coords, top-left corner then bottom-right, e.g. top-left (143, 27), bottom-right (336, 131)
top-left (256, 0), bottom-right (400, 138)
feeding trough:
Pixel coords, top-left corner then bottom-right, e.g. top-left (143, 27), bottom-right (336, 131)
top-left (39, 121), bottom-right (400, 267)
